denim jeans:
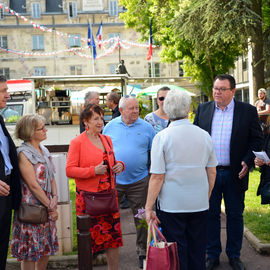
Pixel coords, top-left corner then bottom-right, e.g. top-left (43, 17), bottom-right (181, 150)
top-left (207, 168), bottom-right (245, 259)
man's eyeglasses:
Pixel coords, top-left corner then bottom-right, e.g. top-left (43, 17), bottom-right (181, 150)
top-left (213, 87), bottom-right (232, 92)
top-left (158, 97), bottom-right (165, 101)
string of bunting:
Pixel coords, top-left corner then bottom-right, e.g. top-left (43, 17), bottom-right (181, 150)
top-left (0, 4), bottom-right (157, 51)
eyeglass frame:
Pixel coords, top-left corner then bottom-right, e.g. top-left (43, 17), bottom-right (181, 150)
top-left (35, 125), bottom-right (47, 132)
top-left (212, 87), bottom-right (232, 92)
top-left (158, 96), bottom-right (165, 101)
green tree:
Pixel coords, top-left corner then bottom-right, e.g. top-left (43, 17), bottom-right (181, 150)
top-left (120, 0), bottom-right (270, 101)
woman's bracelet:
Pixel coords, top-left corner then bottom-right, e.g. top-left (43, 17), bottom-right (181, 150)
top-left (52, 194), bottom-right (58, 198)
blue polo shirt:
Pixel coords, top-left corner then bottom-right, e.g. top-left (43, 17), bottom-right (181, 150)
top-left (103, 116), bottom-right (156, 185)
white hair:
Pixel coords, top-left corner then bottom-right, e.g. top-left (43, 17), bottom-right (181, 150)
top-left (163, 90), bottom-right (191, 120)
top-left (119, 95), bottom-right (138, 109)
top-left (85, 91), bottom-right (99, 104)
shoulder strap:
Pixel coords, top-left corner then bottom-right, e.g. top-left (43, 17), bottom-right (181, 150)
top-left (103, 135), bottom-right (112, 150)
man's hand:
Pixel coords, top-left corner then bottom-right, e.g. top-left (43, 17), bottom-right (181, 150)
top-left (255, 157), bottom-right (265, 167)
top-left (239, 161), bottom-right (248, 179)
top-left (0, 180), bottom-right (10, 196)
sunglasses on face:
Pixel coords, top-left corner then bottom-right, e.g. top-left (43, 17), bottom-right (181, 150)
top-left (158, 97), bottom-right (165, 101)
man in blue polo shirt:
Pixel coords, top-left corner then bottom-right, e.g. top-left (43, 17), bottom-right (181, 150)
top-left (103, 95), bottom-right (156, 269)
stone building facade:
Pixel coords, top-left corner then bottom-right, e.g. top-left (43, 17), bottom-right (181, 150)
top-left (0, 0), bottom-right (181, 80)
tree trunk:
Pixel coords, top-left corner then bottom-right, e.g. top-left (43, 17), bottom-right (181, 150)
top-left (251, 0), bottom-right (265, 104)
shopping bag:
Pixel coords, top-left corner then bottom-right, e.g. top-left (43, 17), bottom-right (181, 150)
top-left (146, 221), bottom-right (180, 270)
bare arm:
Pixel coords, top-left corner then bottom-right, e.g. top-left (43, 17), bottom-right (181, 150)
top-left (49, 178), bottom-right (58, 210)
top-left (206, 167), bottom-right (216, 199)
top-left (257, 104), bottom-right (270, 115)
top-left (145, 173), bottom-right (165, 223)
top-left (18, 152), bottom-right (51, 208)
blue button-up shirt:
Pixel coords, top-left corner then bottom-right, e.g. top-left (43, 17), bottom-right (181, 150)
top-left (0, 125), bottom-right (12, 175)
top-left (211, 99), bottom-right (234, 166)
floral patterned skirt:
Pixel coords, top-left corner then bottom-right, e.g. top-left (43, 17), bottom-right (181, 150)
top-left (76, 186), bottom-right (123, 253)
top-left (11, 212), bottom-right (58, 261)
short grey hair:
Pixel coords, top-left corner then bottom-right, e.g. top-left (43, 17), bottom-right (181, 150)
top-left (119, 95), bottom-right (138, 109)
top-left (164, 90), bottom-right (191, 120)
top-left (85, 91), bottom-right (99, 104)
top-left (258, 88), bottom-right (267, 94)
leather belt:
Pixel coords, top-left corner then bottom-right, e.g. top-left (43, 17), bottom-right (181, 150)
top-left (216, 165), bottom-right (230, 170)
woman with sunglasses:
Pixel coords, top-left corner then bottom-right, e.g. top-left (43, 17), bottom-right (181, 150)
top-left (144, 86), bottom-right (170, 132)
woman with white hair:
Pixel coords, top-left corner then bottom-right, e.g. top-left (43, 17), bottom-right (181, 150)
top-left (145, 90), bottom-right (217, 270)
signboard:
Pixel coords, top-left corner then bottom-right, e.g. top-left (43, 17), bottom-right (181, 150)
top-left (83, 0), bottom-right (103, 11)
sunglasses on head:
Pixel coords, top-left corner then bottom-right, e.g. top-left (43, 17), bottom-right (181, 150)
top-left (124, 94), bottom-right (136, 98)
top-left (158, 97), bottom-right (165, 101)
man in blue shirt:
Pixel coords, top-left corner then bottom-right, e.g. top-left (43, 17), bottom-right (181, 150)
top-left (103, 96), bottom-right (156, 269)
top-left (0, 75), bottom-right (21, 270)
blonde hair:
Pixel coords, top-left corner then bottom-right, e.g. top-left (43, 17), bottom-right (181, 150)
top-left (15, 114), bottom-right (45, 141)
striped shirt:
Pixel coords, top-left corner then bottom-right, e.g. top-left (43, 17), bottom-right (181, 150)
top-left (211, 99), bottom-right (234, 166)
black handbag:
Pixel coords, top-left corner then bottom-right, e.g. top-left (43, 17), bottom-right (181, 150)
top-left (261, 182), bottom-right (270, 204)
top-left (18, 202), bottom-right (48, 224)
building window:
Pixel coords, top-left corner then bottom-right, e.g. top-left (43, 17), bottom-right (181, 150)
top-left (0, 7), bottom-right (4, 20)
top-left (68, 34), bottom-right (81, 47)
top-left (109, 64), bottom-right (118, 74)
top-left (68, 2), bottom-right (77, 18)
top-left (109, 0), bottom-right (118, 16)
top-left (70, 65), bottom-right (82, 75)
top-left (242, 56), bottom-right (248, 71)
top-left (46, 0), bottom-right (63, 12)
top-left (10, 0), bottom-right (26, 14)
top-left (32, 3), bottom-right (41, 18)
top-left (0, 36), bottom-right (8, 49)
top-left (108, 33), bottom-right (120, 47)
top-left (34, 67), bottom-right (46, 76)
top-left (0, 68), bottom-right (10, 79)
top-left (32, 35), bottom-right (44, 50)
top-left (148, 63), bottom-right (160, 77)
top-left (179, 63), bottom-right (184, 77)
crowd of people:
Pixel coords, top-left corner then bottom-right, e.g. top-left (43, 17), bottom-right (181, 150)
top-left (0, 73), bottom-right (269, 270)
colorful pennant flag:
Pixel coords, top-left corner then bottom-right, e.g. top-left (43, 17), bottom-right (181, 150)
top-left (146, 18), bottom-right (153, 60)
top-left (88, 22), bottom-right (97, 60)
top-left (96, 22), bottom-right (103, 49)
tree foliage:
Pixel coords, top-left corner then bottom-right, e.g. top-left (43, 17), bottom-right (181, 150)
top-left (120, 0), bottom-right (270, 98)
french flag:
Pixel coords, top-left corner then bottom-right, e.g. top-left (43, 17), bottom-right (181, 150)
top-left (96, 22), bottom-right (103, 49)
top-left (147, 18), bottom-right (152, 61)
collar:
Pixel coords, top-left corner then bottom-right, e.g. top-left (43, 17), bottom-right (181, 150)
top-left (215, 98), bottom-right (234, 112)
top-left (120, 116), bottom-right (139, 127)
top-left (169, 118), bottom-right (190, 127)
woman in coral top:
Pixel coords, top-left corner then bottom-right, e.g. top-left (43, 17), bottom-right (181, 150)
top-left (66, 104), bottom-right (124, 270)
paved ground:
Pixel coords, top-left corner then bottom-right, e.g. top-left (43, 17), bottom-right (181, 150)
top-left (6, 208), bottom-right (270, 270)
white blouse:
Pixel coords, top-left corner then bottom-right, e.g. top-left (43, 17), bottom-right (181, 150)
top-left (150, 119), bottom-right (217, 213)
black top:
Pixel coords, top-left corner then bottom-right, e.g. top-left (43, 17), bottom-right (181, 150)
top-left (112, 106), bottom-right (121, 119)
top-left (258, 134), bottom-right (270, 195)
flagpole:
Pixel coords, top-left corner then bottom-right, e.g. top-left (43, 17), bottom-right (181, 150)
top-left (88, 19), bottom-right (95, 75)
top-left (92, 46), bottom-right (95, 75)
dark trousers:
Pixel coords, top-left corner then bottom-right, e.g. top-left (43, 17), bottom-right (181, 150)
top-left (116, 175), bottom-right (149, 256)
top-left (207, 169), bottom-right (245, 259)
top-left (0, 196), bottom-right (12, 270)
top-left (157, 209), bottom-right (208, 270)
